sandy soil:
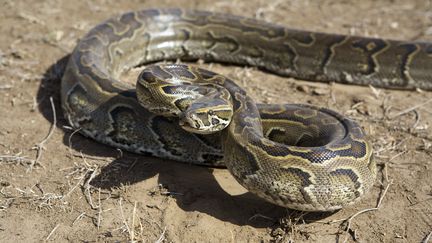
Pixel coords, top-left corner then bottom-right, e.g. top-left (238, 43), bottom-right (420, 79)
top-left (0, 0), bottom-right (431, 242)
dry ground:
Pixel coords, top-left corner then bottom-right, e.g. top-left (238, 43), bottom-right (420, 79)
top-left (0, 0), bottom-right (431, 242)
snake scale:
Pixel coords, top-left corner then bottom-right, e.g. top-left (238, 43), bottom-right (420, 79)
top-left (61, 8), bottom-right (432, 211)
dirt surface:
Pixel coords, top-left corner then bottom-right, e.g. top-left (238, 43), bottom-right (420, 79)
top-left (1, 0), bottom-right (432, 242)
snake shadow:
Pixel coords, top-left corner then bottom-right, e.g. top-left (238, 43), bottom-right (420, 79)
top-left (38, 55), bottom-right (337, 227)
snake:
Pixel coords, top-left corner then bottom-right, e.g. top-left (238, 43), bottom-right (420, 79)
top-left (60, 8), bottom-right (432, 211)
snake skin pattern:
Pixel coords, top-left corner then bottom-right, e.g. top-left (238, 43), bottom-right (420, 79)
top-left (61, 9), bottom-right (431, 211)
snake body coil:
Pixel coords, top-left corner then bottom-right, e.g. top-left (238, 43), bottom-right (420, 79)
top-left (61, 9), bottom-right (431, 211)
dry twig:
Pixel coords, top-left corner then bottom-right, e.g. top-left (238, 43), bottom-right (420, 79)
top-left (330, 181), bottom-right (393, 242)
top-left (45, 224), bottom-right (60, 241)
top-left (423, 231), bottom-right (432, 243)
top-left (155, 227), bottom-right (167, 243)
top-left (389, 98), bottom-right (432, 119)
top-left (119, 198), bottom-right (133, 241)
top-left (31, 96), bottom-right (56, 170)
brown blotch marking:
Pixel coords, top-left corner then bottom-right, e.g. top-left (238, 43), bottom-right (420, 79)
top-left (292, 32), bottom-right (315, 46)
top-left (148, 65), bottom-right (174, 80)
top-left (150, 116), bottom-right (187, 156)
top-left (351, 38), bottom-right (388, 75)
top-left (283, 167), bottom-right (314, 204)
top-left (321, 117), bottom-right (340, 126)
top-left (205, 32), bottom-right (240, 53)
top-left (283, 167), bottom-right (312, 187)
top-left (317, 35), bottom-right (348, 75)
top-left (165, 64), bottom-right (197, 80)
top-left (266, 128), bottom-right (288, 144)
top-left (108, 106), bottom-right (139, 146)
top-left (294, 109), bottom-right (317, 119)
top-left (324, 138), bottom-right (367, 159)
top-left (257, 104), bottom-right (286, 116)
top-left (197, 68), bottom-right (218, 79)
top-left (398, 43), bottom-right (420, 85)
top-left (348, 140), bottom-right (368, 158)
top-left (329, 169), bottom-right (362, 195)
top-left (139, 70), bottom-right (163, 84)
top-left (201, 11), bottom-right (285, 39)
top-left (223, 135), bottom-right (262, 177)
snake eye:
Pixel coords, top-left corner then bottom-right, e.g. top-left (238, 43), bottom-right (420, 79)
top-left (211, 118), bottom-right (220, 125)
top-left (194, 120), bottom-right (201, 129)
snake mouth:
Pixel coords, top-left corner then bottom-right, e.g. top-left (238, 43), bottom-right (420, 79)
top-left (181, 123), bottom-right (216, 134)
top-left (178, 115), bottom-right (229, 134)
top-left (179, 120), bottom-right (213, 134)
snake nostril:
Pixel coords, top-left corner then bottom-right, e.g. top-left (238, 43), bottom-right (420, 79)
top-left (211, 118), bottom-right (220, 125)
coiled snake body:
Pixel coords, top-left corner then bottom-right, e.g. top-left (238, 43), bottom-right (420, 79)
top-left (61, 9), bottom-right (432, 211)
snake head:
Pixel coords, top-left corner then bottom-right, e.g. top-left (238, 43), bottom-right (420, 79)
top-left (179, 105), bottom-right (233, 134)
